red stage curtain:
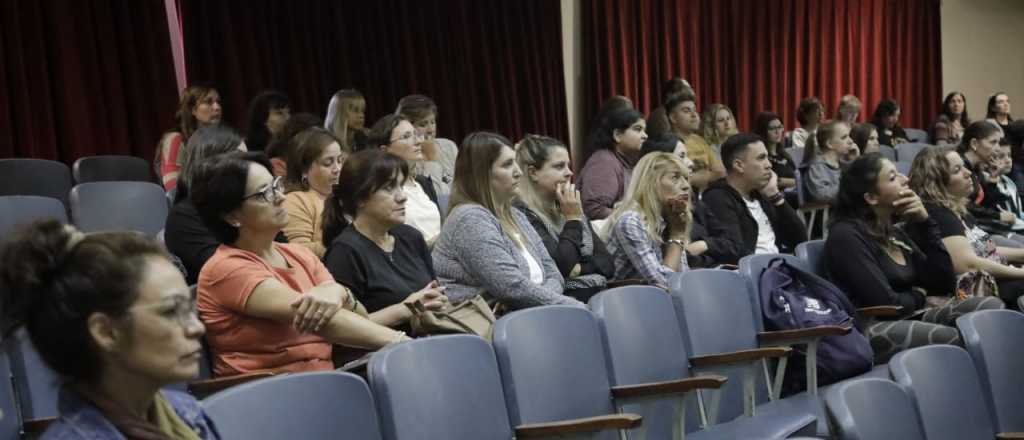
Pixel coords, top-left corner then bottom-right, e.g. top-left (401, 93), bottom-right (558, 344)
top-left (582, 0), bottom-right (943, 133)
top-left (180, 0), bottom-right (568, 144)
top-left (0, 1), bottom-right (180, 163)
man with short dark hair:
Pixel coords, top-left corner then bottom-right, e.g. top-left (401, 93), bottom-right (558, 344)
top-left (666, 91), bottom-right (724, 192)
top-left (701, 133), bottom-right (807, 264)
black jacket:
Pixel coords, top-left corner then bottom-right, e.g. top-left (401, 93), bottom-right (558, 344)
top-left (700, 178), bottom-right (807, 264)
top-left (513, 201), bottom-right (614, 279)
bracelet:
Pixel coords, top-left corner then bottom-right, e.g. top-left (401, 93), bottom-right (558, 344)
top-left (766, 192), bottom-right (785, 204)
top-left (667, 239), bottom-right (687, 247)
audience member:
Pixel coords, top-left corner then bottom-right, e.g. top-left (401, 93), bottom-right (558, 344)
top-left (910, 146), bottom-right (1024, 308)
top-left (702, 133), bottom-right (807, 263)
top-left (514, 134), bottom-right (615, 301)
top-left (397, 94), bottom-right (459, 197)
top-left (602, 152), bottom-right (694, 288)
top-left (850, 122), bottom-right (881, 155)
top-left (0, 220), bottom-right (219, 438)
top-left (802, 121), bottom-right (857, 204)
top-left (979, 140), bottom-right (1024, 231)
top-left (365, 114), bottom-right (442, 243)
top-left (666, 91), bottom-right (723, 192)
top-left (281, 127), bottom-right (346, 258)
top-left (826, 153), bottom-right (1004, 363)
top-left (836, 94), bottom-right (862, 124)
top-left (702, 103), bottom-right (738, 151)
top-left (265, 112), bottom-right (320, 178)
top-left (324, 88), bottom-right (366, 152)
top-left (166, 125), bottom-right (248, 284)
top-left (930, 91), bottom-right (970, 146)
top-left (958, 120), bottom-right (1018, 233)
top-left (245, 90), bottom-right (290, 153)
top-left (753, 112), bottom-right (797, 191)
top-left (791, 97), bottom-right (825, 148)
top-left (321, 149), bottom-right (447, 326)
top-left (647, 77), bottom-right (693, 138)
top-left (578, 107), bottom-right (647, 219)
top-left (432, 132), bottom-right (581, 309)
top-left (156, 85), bottom-right (222, 191)
top-left (581, 95), bottom-right (634, 167)
top-left (871, 98), bottom-right (910, 146)
top-left (985, 92), bottom-right (1013, 135)
top-left (191, 152), bottom-right (407, 376)
top-left (640, 133), bottom-right (693, 172)
top-left (1005, 120), bottom-right (1024, 189)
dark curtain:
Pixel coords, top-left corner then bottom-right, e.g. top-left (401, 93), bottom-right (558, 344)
top-left (180, 0), bottom-right (568, 145)
top-left (582, 0), bottom-right (943, 134)
top-left (0, 1), bottom-right (180, 163)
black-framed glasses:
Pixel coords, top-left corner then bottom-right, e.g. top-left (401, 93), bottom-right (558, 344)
top-left (243, 176), bottom-right (284, 203)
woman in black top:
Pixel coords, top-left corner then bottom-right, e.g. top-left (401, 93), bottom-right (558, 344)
top-left (870, 98), bottom-right (910, 146)
top-left (957, 120), bottom-right (1017, 234)
top-left (513, 134), bottom-right (615, 301)
top-left (321, 149), bottom-right (447, 323)
top-left (826, 153), bottom-right (1003, 363)
top-left (753, 112), bottom-right (797, 191)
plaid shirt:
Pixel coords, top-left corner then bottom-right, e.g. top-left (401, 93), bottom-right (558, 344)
top-left (606, 210), bottom-right (688, 287)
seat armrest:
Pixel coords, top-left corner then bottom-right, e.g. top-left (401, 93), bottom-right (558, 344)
top-left (996, 433), bottom-right (1024, 439)
top-left (515, 414), bottom-right (642, 438)
top-left (757, 325), bottom-right (852, 343)
top-left (187, 372), bottom-right (275, 398)
top-left (857, 305), bottom-right (903, 318)
top-left (607, 279), bottom-right (647, 288)
top-left (611, 375), bottom-right (727, 399)
top-left (23, 417), bottom-right (57, 435)
top-left (689, 347), bottom-right (792, 368)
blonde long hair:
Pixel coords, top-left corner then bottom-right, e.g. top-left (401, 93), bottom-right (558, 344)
top-left (908, 146), bottom-right (966, 216)
top-left (324, 89), bottom-right (364, 152)
top-left (601, 152), bottom-right (690, 243)
top-left (515, 134), bottom-right (568, 230)
top-left (703, 103), bottom-right (738, 146)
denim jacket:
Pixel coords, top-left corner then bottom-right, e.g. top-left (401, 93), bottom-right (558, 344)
top-left (42, 388), bottom-right (219, 440)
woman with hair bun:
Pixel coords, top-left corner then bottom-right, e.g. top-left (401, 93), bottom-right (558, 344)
top-left (0, 220), bottom-right (219, 438)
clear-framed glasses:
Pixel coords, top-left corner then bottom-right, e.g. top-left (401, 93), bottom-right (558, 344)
top-left (132, 295), bottom-right (199, 328)
top-left (243, 176), bottom-right (284, 203)
top-left (389, 131), bottom-right (424, 144)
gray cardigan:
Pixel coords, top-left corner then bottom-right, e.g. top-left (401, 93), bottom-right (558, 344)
top-left (432, 204), bottom-right (581, 309)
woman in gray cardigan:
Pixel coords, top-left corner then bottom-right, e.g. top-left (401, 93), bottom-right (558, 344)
top-left (432, 132), bottom-right (583, 309)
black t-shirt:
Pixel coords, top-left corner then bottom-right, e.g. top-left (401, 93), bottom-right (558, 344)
top-left (926, 202), bottom-right (968, 238)
top-left (322, 224), bottom-right (435, 313)
top-left (768, 147), bottom-right (797, 180)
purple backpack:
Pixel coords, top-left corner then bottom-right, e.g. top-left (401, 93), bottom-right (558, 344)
top-left (759, 258), bottom-right (873, 392)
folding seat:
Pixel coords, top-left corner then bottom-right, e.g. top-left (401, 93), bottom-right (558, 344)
top-left (895, 142), bottom-right (932, 162)
top-left (957, 310), bottom-right (1024, 432)
top-left (72, 155), bottom-right (153, 184)
top-left (590, 286), bottom-right (815, 439)
top-left (824, 378), bottom-right (926, 440)
top-left (878, 145), bottom-right (898, 162)
top-left (889, 345), bottom-right (1024, 439)
top-left (0, 196), bottom-right (67, 239)
top-left (202, 371), bottom-right (383, 439)
top-left (895, 160), bottom-right (913, 176)
top-left (70, 181), bottom-right (168, 235)
top-left (371, 334), bottom-right (640, 440)
top-left (0, 341), bottom-right (23, 440)
top-left (903, 128), bottom-right (929, 144)
top-left (0, 159), bottom-right (73, 206)
top-left (3, 328), bottom-right (60, 435)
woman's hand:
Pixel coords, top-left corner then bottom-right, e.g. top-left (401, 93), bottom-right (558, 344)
top-left (290, 283), bottom-right (347, 333)
top-left (403, 281), bottom-right (449, 312)
top-left (686, 240), bottom-right (709, 256)
top-left (667, 194), bottom-right (690, 237)
top-left (893, 189), bottom-right (929, 223)
top-left (1000, 209), bottom-right (1018, 225)
top-left (421, 138), bottom-right (440, 161)
top-left (557, 183), bottom-right (584, 221)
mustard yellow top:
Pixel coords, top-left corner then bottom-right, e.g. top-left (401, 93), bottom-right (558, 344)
top-left (282, 190), bottom-right (326, 258)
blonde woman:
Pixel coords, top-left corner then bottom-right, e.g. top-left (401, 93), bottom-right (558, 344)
top-left (702, 103), bottom-right (739, 152)
top-left (514, 134), bottom-right (614, 301)
top-left (432, 132), bottom-right (581, 309)
top-left (602, 152), bottom-right (692, 289)
top-left (324, 89), bottom-right (366, 152)
top-left (801, 120), bottom-right (857, 204)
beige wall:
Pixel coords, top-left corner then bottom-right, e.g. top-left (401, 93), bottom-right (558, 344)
top-left (561, 0), bottom-right (584, 168)
top-left (940, 0), bottom-right (1024, 121)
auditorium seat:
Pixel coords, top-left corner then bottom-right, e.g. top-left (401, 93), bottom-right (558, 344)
top-left (203, 371), bottom-right (383, 439)
top-left (878, 144), bottom-right (897, 162)
top-left (0, 158), bottom-right (73, 206)
top-left (794, 240), bottom-right (826, 278)
top-left (896, 142), bottom-right (932, 162)
top-left (590, 285), bottom-right (816, 439)
top-left (890, 345), bottom-right (1019, 439)
top-left (903, 128), bottom-right (928, 143)
top-left (0, 195), bottom-right (67, 239)
top-left (492, 306), bottom-right (643, 440)
top-left (895, 160), bottom-right (913, 176)
top-left (3, 328), bottom-right (60, 428)
top-left (72, 155), bottom-right (153, 184)
top-left (70, 181), bottom-right (168, 235)
top-left (824, 378), bottom-right (927, 440)
top-left (0, 341), bottom-right (24, 440)
top-left (957, 310), bottom-right (1024, 432)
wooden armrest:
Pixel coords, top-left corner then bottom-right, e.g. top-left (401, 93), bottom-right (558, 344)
top-left (690, 347), bottom-right (792, 368)
top-left (188, 372), bottom-right (275, 398)
top-left (996, 432), bottom-right (1024, 439)
top-left (857, 305), bottom-right (903, 318)
top-left (515, 413), bottom-right (642, 438)
top-left (23, 417), bottom-right (56, 434)
top-left (611, 375), bottom-right (728, 399)
top-left (758, 325), bottom-right (852, 343)
top-left (607, 278), bottom-right (647, 288)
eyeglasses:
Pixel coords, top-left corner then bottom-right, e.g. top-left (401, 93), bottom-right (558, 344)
top-left (389, 131), bottom-right (424, 144)
top-left (243, 176), bottom-right (284, 203)
top-left (132, 295), bottom-right (199, 328)
top-left (767, 125), bottom-right (785, 131)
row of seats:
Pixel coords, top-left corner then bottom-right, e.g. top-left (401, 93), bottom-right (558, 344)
top-left (788, 142), bottom-right (932, 169)
top-left (0, 157), bottom-right (154, 206)
top-left (0, 190), bottom-right (167, 240)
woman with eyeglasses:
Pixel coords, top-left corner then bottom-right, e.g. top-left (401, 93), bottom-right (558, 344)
top-left (281, 127), bottom-right (347, 258)
top-left (0, 220), bottom-right (220, 438)
top-left (753, 112), bottom-right (797, 192)
top-left (190, 151), bottom-right (408, 377)
top-left (365, 114), bottom-right (442, 244)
